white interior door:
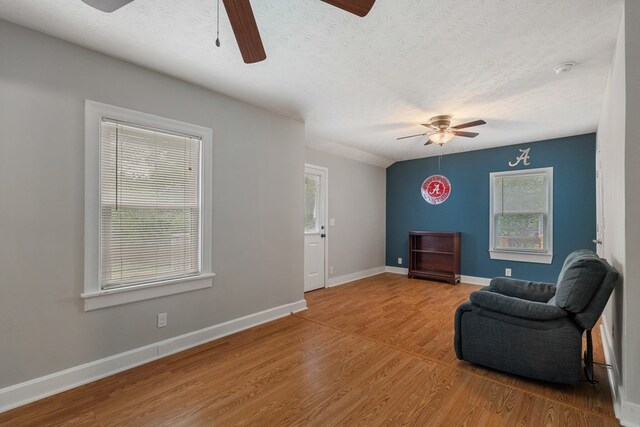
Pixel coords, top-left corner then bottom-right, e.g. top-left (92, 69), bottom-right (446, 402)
top-left (304, 165), bottom-right (327, 292)
top-left (595, 150), bottom-right (604, 257)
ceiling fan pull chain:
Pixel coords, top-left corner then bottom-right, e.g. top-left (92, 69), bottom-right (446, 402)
top-left (215, 0), bottom-right (221, 47)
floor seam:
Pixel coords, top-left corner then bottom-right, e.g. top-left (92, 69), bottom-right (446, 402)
top-left (292, 313), bottom-right (618, 423)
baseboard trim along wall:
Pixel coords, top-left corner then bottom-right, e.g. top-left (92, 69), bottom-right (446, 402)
top-left (385, 266), bottom-right (408, 275)
top-left (325, 267), bottom-right (495, 288)
top-left (384, 267), bottom-right (491, 286)
top-left (0, 299), bottom-right (308, 414)
top-left (601, 317), bottom-right (622, 420)
top-left (623, 401), bottom-right (640, 427)
top-left (460, 275), bottom-right (492, 286)
top-left (326, 266), bottom-right (386, 287)
top-left (601, 316), bottom-right (640, 427)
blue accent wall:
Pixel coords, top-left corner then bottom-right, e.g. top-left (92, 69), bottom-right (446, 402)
top-left (386, 133), bottom-right (596, 283)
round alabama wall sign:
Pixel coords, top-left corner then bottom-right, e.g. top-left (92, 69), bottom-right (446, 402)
top-left (421, 175), bottom-right (451, 205)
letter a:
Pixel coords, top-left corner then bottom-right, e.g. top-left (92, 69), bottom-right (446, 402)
top-left (509, 148), bottom-right (531, 167)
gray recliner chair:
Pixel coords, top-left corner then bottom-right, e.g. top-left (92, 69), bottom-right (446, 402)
top-left (454, 249), bottom-right (619, 384)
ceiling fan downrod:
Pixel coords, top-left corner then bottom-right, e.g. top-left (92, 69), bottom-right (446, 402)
top-left (215, 0), bottom-right (221, 47)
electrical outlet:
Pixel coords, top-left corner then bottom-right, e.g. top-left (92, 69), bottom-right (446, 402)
top-left (157, 313), bottom-right (167, 328)
top-left (329, 266), bottom-right (334, 274)
top-left (398, 257), bottom-right (403, 265)
top-left (505, 268), bottom-right (512, 277)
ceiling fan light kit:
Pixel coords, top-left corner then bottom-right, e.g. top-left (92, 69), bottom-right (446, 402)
top-left (82, 0), bottom-right (377, 64)
top-left (429, 130), bottom-right (455, 146)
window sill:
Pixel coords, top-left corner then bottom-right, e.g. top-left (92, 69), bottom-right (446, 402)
top-left (489, 250), bottom-right (553, 264)
top-left (82, 273), bottom-right (215, 311)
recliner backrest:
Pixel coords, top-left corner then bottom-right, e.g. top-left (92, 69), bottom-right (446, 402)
top-left (554, 250), bottom-right (608, 313)
top-left (574, 260), bottom-right (619, 330)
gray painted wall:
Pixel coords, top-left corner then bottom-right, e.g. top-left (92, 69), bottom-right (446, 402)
top-left (623, 0), bottom-right (640, 404)
top-left (0, 20), bottom-right (304, 388)
top-left (305, 147), bottom-right (386, 280)
top-left (598, 4), bottom-right (626, 383)
top-left (598, 0), bottom-right (640, 409)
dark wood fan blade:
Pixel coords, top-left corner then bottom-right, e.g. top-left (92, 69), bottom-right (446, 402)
top-left (81, 0), bottom-right (135, 12)
top-left (424, 140), bottom-right (434, 146)
top-left (453, 131), bottom-right (479, 138)
top-left (397, 133), bottom-right (428, 140)
top-left (421, 123), bottom-right (437, 130)
top-left (222, 0), bottom-right (266, 64)
top-left (452, 119), bottom-right (486, 130)
top-left (320, 0), bottom-right (376, 17)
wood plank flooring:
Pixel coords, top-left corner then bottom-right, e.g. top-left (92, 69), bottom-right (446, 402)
top-left (298, 274), bottom-right (617, 419)
top-left (0, 273), bottom-right (619, 426)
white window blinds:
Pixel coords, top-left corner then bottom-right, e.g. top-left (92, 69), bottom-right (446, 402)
top-left (493, 173), bottom-right (547, 217)
top-left (488, 167), bottom-right (553, 264)
top-left (100, 119), bottom-right (202, 289)
top-left (492, 170), bottom-right (550, 252)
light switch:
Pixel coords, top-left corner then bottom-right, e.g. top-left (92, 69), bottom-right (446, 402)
top-left (329, 218), bottom-right (335, 226)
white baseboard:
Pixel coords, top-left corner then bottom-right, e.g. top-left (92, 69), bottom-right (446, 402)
top-left (601, 318), bottom-right (622, 419)
top-left (601, 316), bottom-right (640, 427)
top-left (600, 315), bottom-right (621, 419)
top-left (385, 266), bottom-right (408, 275)
top-left (384, 267), bottom-right (490, 286)
top-left (326, 266), bottom-right (386, 287)
top-left (460, 275), bottom-right (491, 286)
top-left (0, 299), bottom-right (307, 414)
top-left (622, 401), bottom-right (640, 427)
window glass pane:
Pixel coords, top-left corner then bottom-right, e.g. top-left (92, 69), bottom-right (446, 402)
top-left (495, 213), bottom-right (544, 250)
top-left (304, 173), bottom-right (320, 233)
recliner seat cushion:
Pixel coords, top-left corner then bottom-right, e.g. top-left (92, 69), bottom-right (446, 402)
top-left (555, 250), bottom-right (607, 313)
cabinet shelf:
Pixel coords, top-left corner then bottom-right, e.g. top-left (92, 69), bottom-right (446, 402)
top-left (410, 249), bottom-right (454, 255)
top-left (408, 231), bottom-right (461, 284)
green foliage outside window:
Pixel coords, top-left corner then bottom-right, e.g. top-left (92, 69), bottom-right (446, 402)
top-left (304, 175), bottom-right (319, 231)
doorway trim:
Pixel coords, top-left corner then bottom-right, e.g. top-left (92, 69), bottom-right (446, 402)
top-left (305, 163), bottom-right (329, 290)
top-left (595, 150), bottom-right (605, 257)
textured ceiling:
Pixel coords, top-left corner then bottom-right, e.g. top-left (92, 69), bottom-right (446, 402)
top-left (0, 0), bottom-right (623, 165)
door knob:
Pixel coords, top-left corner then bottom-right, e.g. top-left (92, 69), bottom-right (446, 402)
top-left (321, 233), bottom-right (326, 238)
top-left (592, 239), bottom-right (602, 245)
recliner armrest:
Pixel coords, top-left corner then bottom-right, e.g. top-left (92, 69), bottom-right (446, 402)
top-left (470, 290), bottom-right (568, 320)
top-left (488, 277), bottom-right (556, 302)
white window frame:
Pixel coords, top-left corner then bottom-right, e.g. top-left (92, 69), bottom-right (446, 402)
top-left (489, 167), bottom-right (553, 264)
top-left (83, 100), bottom-right (214, 311)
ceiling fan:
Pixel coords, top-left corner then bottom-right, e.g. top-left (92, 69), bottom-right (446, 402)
top-left (397, 115), bottom-right (487, 146)
top-left (81, 0), bottom-right (376, 64)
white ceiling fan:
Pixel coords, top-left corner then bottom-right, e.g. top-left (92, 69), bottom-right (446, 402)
top-left (397, 115), bottom-right (487, 146)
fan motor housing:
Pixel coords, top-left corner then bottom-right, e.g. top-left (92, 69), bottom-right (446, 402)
top-left (429, 115), bottom-right (453, 130)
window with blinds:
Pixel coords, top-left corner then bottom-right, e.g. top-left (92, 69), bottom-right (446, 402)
top-left (100, 119), bottom-right (202, 289)
top-left (489, 167), bottom-right (553, 263)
